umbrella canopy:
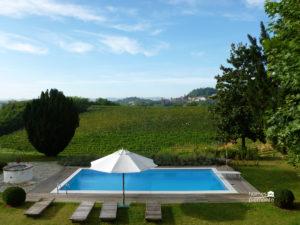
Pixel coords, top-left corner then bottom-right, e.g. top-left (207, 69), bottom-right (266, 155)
top-left (90, 149), bottom-right (157, 206)
top-left (90, 149), bottom-right (157, 173)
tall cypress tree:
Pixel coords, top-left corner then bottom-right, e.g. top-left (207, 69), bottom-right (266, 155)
top-left (23, 89), bottom-right (79, 156)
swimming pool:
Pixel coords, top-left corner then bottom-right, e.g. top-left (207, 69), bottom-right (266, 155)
top-left (53, 168), bottom-right (236, 194)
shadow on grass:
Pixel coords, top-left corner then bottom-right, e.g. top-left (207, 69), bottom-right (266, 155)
top-left (292, 202), bottom-right (300, 211)
top-left (29, 203), bottom-right (66, 221)
top-left (161, 205), bottom-right (175, 225)
top-left (117, 207), bottom-right (130, 224)
top-left (180, 203), bottom-right (249, 222)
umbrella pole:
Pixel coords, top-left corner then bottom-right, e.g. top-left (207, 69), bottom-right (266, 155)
top-left (122, 173), bottom-right (125, 206)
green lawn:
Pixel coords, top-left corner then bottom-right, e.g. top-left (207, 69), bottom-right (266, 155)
top-left (0, 201), bottom-right (299, 225)
top-left (0, 160), bottom-right (299, 225)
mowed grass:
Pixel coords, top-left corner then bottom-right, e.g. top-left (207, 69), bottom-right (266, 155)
top-left (0, 202), bottom-right (300, 225)
top-left (234, 160), bottom-right (300, 199)
top-left (0, 106), bottom-right (216, 157)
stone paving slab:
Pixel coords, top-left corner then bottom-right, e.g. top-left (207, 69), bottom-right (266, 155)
top-left (0, 161), bottom-right (63, 192)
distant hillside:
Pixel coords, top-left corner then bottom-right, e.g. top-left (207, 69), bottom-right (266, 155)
top-left (187, 88), bottom-right (216, 98)
top-left (116, 97), bottom-right (158, 106)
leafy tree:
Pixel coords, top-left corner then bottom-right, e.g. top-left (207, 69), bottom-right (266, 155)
top-left (70, 97), bottom-right (92, 113)
top-left (23, 89), bottom-right (79, 156)
top-left (213, 24), bottom-right (273, 149)
top-left (95, 98), bottom-right (118, 106)
top-left (264, 0), bottom-right (300, 157)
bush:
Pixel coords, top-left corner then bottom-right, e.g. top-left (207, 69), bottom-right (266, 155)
top-left (152, 152), bottom-right (225, 166)
top-left (2, 187), bottom-right (26, 207)
top-left (225, 148), bottom-right (259, 160)
top-left (58, 155), bottom-right (98, 166)
top-left (70, 97), bottom-right (92, 113)
top-left (0, 162), bottom-right (6, 170)
top-left (274, 189), bottom-right (295, 209)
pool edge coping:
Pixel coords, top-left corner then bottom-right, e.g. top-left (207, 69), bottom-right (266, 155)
top-left (51, 167), bottom-right (238, 194)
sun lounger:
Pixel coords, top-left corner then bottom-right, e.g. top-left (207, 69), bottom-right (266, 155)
top-left (145, 202), bottom-right (162, 221)
top-left (70, 201), bottom-right (95, 223)
top-left (24, 198), bottom-right (54, 217)
top-left (100, 202), bottom-right (118, 221)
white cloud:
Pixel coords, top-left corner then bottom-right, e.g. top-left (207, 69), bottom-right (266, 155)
top-left (99, 35), bottom-right (169, 57)
top-left (0, 0), bottom-right (105, 22)
top-left (105, 6), bottom-right (138, 17)
top-left (245, 0), bottom-right (265, 7)
top-left (0, 31), bottom-right (47, 54)
top-left (222, 12), bottom-right (255, 21)
top-left (111, 22), bottom-right (150, 32)
top-left (58, 41), bottom-right (93, 53)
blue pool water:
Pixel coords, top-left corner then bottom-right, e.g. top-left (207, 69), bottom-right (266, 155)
top-left (60, 169), bottom-right (228, 192)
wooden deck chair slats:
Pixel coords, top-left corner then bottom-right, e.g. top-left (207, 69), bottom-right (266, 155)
top-left (145, 202), bottom-right (162, 221)
top-left (100, 202), bottom-right (118, 221)
top-left (70, 201), bottom-right (95, 222)
top-left (24, 198), bottom-right (54, 217)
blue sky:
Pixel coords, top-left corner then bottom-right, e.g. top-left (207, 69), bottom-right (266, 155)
top-left (0, 0), bottom-right (267, 99)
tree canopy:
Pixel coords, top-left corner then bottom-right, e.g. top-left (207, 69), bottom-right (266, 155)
top-left (264, 0), bottom-right (300, 159)
top-left (213, 24), bottom-right (273, 149)
top-left (187, 88), bottom-right (216, 98)
top-left (23, 89), bottom-right (79, 156)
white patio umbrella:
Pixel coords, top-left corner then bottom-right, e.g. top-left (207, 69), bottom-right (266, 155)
top-left (90, 149), bottom-right (157, 206)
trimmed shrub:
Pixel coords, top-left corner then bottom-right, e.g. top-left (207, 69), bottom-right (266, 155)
top-left (152, 152), bottom-right (225, 166)
top-left (58, 155), bottom-right (98, 166)
top-left (2, 187), bottom-right (26, 207)
top-left (274, 189), bottom-right (295, 209)
top-left (0, 162), bottom-right (6, 170)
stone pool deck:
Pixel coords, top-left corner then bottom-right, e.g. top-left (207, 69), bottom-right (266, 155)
top-left (0, 161), bottom-right (63, 193)
top-left (19, 163), bottom-right (259, 204)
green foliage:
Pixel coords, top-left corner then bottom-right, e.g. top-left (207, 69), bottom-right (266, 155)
top-left (0, 162), bottom-right (6, 170)
top-left (213, 24), bottom-right (274, 150)
top-left (23, 89), bottom-right (79, 157)
top-left (70, 97), bottom-right (92, 113)
top-left (94, 98), bottom-right (118, 106)
top-left (264, 0), bottom-right (300, 160)
top-left (0, 101), bottom-right (27, 136)
top-left (152, 152), bottom-right (225, 166)
top-left (58, 155), bottom-right (98, 166)
top-left (0, 106), bottom-right (216, 157)
top-left (2, 187), bottom-right (26, 207)
top-left (274, 189), bottom-right (295, 209)
top-left (224, 148), bottom-right (259, 160)
top-left (187, 87), bottom-right (216, 98)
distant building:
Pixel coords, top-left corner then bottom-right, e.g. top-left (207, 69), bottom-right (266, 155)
top-left (187, 96), bottom-right (207, 102)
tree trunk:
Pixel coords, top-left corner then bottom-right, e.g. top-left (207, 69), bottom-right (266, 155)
top-left (241, 136), bottom-right (246, 150)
